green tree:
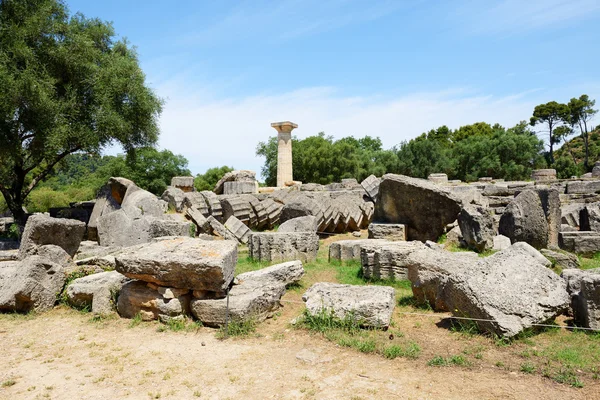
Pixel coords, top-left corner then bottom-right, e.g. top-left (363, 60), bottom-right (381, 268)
top-left (567, 95), bottom-right (598, 170)
top-left (0, 0), bottom-right (163, 224)
top-left (194, 166), bottom-right (234, 191)
top-left (123, 148), bottom-right (190, 195)
top-left (529, 101), bottom-right (570, 165)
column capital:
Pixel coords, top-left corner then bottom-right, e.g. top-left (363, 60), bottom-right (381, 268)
top-left (271, 121), bottom-right (298, 134)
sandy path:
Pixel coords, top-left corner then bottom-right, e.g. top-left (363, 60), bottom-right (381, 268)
top-left (0, 309), bottom-right (597, 400)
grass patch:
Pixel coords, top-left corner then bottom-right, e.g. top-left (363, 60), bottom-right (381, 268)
top-left (578, 252), bottom-right (600, 270)
top-left (297, 308), bottom-right (421, 360)
top-left (157, 317), bottom-right (202, 333)
top-left (520, 362), bottom-right (536, 374)
top-left (427, 354), bottom-right (470, 367)
top-left (1, 379), bottom-right (16, 387)
top-left (235, 255), bottom-right (273, 276)
top-left (128, 312), bottom-right (144, 328)
top-left (216, 318), bottom-right (257, 339)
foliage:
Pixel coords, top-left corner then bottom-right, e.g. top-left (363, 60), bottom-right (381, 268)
top-left (256, 132), bottom-right (397, 186)
top-left (530, 101), bottom-right (570, 164)
top-left (0, 0), bottom-right (163, 223)
top-left (216, 318), bottom-right (257, 339)
top-left (194, 165), bottom-right (234, 192)
top-left (567, 95), bottom-right (598, 169)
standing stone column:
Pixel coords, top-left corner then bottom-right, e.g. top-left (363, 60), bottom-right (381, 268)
top-left (271, 121), bottom-right (298, 187)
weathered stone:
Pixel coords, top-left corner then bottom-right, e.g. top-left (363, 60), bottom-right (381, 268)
top-left (220, 196), bottom-right (251, 226)
top-left (223, 181), bottom-right (257, 195)
top-left (97, 206), bottom-right (191, 248)
top-left (115, 237), bottom-right (237, 292)
top-left (214, 170), bottom-right (256, 195)
top-left (186, 207), bottom-right (211, 233)
top-left (237, 260), bottom-right (305, 286)
top-left (182, 192), bottom-right (210, 216)
top-left (561, 203), bottom-right (584, 229)
top-left (367, 223), bottom-right (406, 241)
top-left (0, 256), bottom-right (65, 312)
top-left (302, 283), bottom-right (395, 328)
top-left (562, 268), bottom-right (600, 329)
top-left (200, 191), bottom-right (223, 221)
top-left (566, 180), bottom-right (600, 195)
top-left (261, 198), bottom-right (283, 229)
top-left (224, 216), bottom-right (251, 244)
top-left (360, 241), bottom-right (428, 280)
top-left (300, 183), bottom-right (326, 191)
top-left (161, 187), bottom-right (186, 212)
top-left (280, 196), bottom-right (324, 226)
top-left (427, 173), bottom-right (448, 184)
top-left (559, 231), bottom-right (600, 254)
top-left (75, 254), bottom-right (116, 270)
top-left (329, 239), bottom-right (390, 262)
top-left (66, 271), bottom-right (128, 314)
top-left (278, 216), bottom-right (318, 233)
top-left (499, 190), bottom-right (549, 249)
top-left (531, 169), bottom-right (557, 182)
top-left (170, 176), bottom-right (194, 192)
top-left (121, 186), bottom-right (167, 218)
top-left (360, 175), bottom-right (380, 202)
top-left (446, 225), bottom-right (463, 247)
top-left (117, 280), bottom-right (190, 321)
top-left (540, 249), bottom-right (580, 270)
top-left (580, 203), bottom-right (600, 232)
top-left (482, 185), bottom-right (510, 197)
top-left (190, 279), bottom-right (285, 327)
top-left (373, 174), bottom-right (461, 242)
top-left (407, 243), bottom-right (568, 337)
top-left (87, 177), bottom-right (135, 240)
top-left (458, 205), bottom-right (495, 252)
top-left (27, 244), bottom-right (76, 271)
top-left (19, 214), bottom-right (86, 258)
top-left (248, 232), bottom-right (319, 263)
top-left (207, 215), bottom-right (237, 241)
top-left (492, 235), bottom-right (511, 251)
top-left (245, 195), bottom-right (268, 229)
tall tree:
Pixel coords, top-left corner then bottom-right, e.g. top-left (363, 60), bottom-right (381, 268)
top-left (568, 95), bottom-right (598, 170)
top-left (530, 101), bottom-right (569, 165)
top-left (0, 0), bottom-right (163, 224)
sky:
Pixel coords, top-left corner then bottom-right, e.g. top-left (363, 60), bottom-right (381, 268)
top-left (65, 0), bottom-right (600, 179)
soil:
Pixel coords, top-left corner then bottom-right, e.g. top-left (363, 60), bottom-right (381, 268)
top-left (1, 305), bottom-right (598, 400)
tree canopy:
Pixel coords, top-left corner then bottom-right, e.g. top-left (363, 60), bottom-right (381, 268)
top-left (194, 166), bottom-right (234, 192)
top-left (0, 0), bottom-right (162, 223)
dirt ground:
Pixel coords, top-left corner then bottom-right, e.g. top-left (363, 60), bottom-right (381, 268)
top-left (0, 304), bottom-right (598, 400)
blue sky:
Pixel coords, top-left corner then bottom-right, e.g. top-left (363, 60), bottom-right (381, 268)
top-left (66, 0), bottom-right (600, 178)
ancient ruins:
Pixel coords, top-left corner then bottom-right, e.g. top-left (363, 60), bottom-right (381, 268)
top-left (1, 159), bottom-right (600, 338)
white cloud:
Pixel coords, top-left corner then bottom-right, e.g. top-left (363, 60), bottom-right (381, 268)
top-left (155, 82), bottom-right (551, 180)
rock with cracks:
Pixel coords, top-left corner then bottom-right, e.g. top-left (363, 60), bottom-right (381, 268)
top-left (248, 232), bottom-right (319, 263)
top-left (561, 268), bottom-right (600, 330)
top-left (458, 205), bottom-right (495, 252)
top-left (19, 214), bottom-right (86, 258)
top-left (406, 242), bottom-right (569, 337)
top-left (302, 283), bottom-right (396, 328)
top-left (373, 174), bottom-right (461, 242)
top-left (66, 271), bottom-right (129, 314)
top-left (115, 237), bottom-right (237, 292)
top-left (0, 256), bottom-right (66, 313)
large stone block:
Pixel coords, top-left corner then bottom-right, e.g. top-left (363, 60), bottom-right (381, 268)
top-left (559, 231), bottom-right (600, 254)
top-left (19, 214), bottom-right (86, 258)
top-left (224, 216), bottom-right (251, 244)
top-left (0, 256), bottom-right (66, 313)
top-left (171, 176), bottom-right (194, 192)
top-left (566, 180), bottom-right (600, 194)
top-left (248, 232), bottom-right (319, 263)
top-left (214, 170), bottom-right (256, 195)
top-left (328, 239), bottom-right (389, 262)
top-left (161, 187), bottom-right (186, 212)
top-left (407, 243), bottom-right (568, 337)
top-left (121, 186), bottom-right (167, 218)
top-left (499, 190), bottom-right (553, 249)
top-left (562, 268), bottom-right (600, 329)
top-left (278, 216), bottom-right (318, 233)
top-left (458, 205), bottom-right (495, 252)
top-left (367, 223), bottom-right (406, 241)
top-left (360, 175), bottom-right (381, 202)
top-left (223, 181), bottom-right (258, 195)
top-left (66, 271), bottom-right (128, 314)
top-left (302, 283), bottom-right (396, 328)
top-left (115, 237), bottom-right (237, 292)
top-left (360, 241), bottom-right (428, 280)
top-left (373, 174), bottom-right (461, 242)
top-left (220, 196), bottom-right (251, 225)
top-left (207, 215), bottom-right (237, 241)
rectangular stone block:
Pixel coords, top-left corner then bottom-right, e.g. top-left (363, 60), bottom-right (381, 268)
top-left (368, 223), bottom-right (407, 241)
top-left (248, 232), bottom-right (319, 263)
top-left (559, 231), bottom-right (600, 255)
